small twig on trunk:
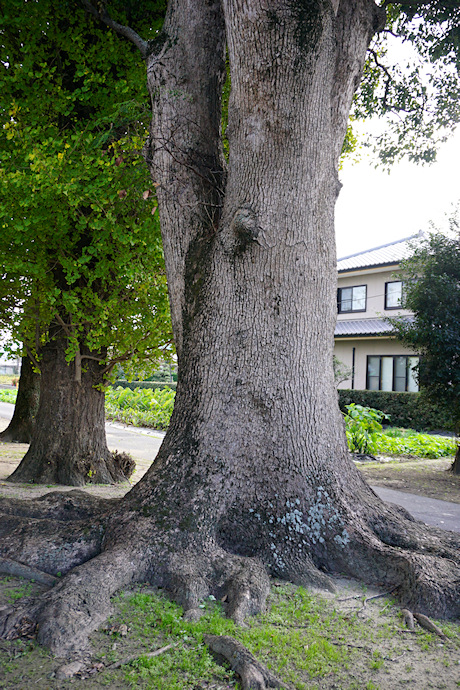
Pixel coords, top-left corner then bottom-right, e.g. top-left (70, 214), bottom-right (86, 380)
top-left (24, 344), bottom-right (40, 371)
top-left (104, 643), bottom-right (175, 670)
top-left (0, 556), bottom-right (58, 588)
top-left (204, 634), bottom-right (290, 690)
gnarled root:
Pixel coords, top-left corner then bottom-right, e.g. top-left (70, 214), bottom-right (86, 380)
top-left (0, 490), bottom-right (118, 522)
top-left (205, 634), bottom-right (289, 689)
top-left (150, 536), bottom-right (270, 624)
top-left (0, 556), bottom-right (58, 587)
top-left (0, 547), bottom-right (146, 657)
top-left (0, 490), bottom-right (118, 577)
top-left (0, 479), bottom-right (459, 661)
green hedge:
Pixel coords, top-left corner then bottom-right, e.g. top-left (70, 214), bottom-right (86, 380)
top-left (338, 390), bottom-right (454, 432)
top-left (112, 380), bottom-right (177, 392)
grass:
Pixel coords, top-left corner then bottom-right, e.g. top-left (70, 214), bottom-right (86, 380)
top-left (104, 585), bottom-right (373, 689)
top-left (1, 578), bottom-right (459, 689)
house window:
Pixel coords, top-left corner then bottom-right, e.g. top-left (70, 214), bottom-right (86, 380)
top-left (337, 285), bottom-right (366, 313)
top-left (385, 281), bottom-right (403, 309)
top-left (366, 355), bottom-right (419, 392)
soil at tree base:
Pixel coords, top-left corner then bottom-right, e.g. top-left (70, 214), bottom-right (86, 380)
top-left (0, 419), bottom-right (459, 687)
top-left (0, 577), bottom-right (459, 689)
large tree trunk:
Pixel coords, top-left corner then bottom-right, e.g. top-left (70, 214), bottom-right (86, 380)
top-left (0, 0), bottom-right (459, 661)
top-left (0, 355), bottom-right (39, 443)
top-left (451, 442), bottom-right (460, 475)
top-left (7, 336), bottom-right (133, 486)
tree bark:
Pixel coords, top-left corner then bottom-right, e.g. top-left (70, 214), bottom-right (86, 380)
top-left (7, 336), bottom-right (133, 486)
top-left (0, 355), bottom-right (40, 443)
top-left (0, 0), bottom-right (459, 660)
top-left (451, 442), bottom-right (460, 475)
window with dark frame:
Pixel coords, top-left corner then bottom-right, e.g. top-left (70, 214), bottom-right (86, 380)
top-left (384, 280), bottom-right (403, 310)
top-left (337, 285), bottom-right (367, 314)
top-left (366, 355), bottom-right (419, 392)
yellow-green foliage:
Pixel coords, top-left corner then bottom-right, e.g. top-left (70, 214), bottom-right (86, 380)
top-left (105, 386), bottom-right (175, 430)
top-left (0, 0), bottom-right (171, 378)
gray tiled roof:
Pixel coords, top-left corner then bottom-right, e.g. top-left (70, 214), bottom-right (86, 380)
top-left (335, 318), bottom-right (393, 337)
top-left (338, 232), bottom-right (423, 272)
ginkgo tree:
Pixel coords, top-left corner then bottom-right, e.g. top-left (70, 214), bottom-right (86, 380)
top-left (0, 0), bottom-right (171, 485)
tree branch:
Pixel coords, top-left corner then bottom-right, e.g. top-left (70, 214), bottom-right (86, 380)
top-left (24, 344), bottom-right (40, 371)
top-left (81, 0), bottom-right (148, 58)
top-left (54, 313), bottom-right (73, 338)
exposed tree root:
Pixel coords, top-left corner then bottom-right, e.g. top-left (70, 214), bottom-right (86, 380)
top-left (413, 612), bottom-right (448, 639)
top-left (204, 634), bottom-right (289, 689)
top-left (0, 547), bottom-right (146, 656)
top-left (0, 490), bottom-right (117, 522)
top-left (0, 556), bottom-right (58, 587)
top-left (0, 481), bottom-right (458, 660)
top-left (401, 608), bottom-right (415, 630)
top-left (0, 513), bottom-right (105, 577)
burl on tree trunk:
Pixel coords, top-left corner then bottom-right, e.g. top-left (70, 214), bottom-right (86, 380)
top-left (0, 0), bottom-right (459, 663)
top-left (7, 336), bottom-right (134, 486)
top-left (0, 355), bottom-right (39, 444)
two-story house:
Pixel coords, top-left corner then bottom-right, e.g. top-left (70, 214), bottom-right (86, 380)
top-left (334, 233), bottom-right (421, 392)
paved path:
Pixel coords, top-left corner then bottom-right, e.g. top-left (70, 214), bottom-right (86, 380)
top-left (1, 401), bottom-right (459, 533)
top-left (372, 486), bottom-right (460, 533)
top-left (0, 401), bottom-right (165, 462)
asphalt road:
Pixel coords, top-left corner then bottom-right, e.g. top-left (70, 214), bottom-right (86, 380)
top-left (0, 401), bottom-right (164, 462)
top-left (372, 486), bottom-right (460, 533)
top-left (1, 401), bottom-right (459, 533)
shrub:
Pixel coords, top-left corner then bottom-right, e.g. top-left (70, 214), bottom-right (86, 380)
top-left (338, 390), bottom-right (454, 432)
top-left (344, 404), bottom-right (388, 454)
top-left (376, 432), bottom-right (455, 458)
top-left (105, 386), bottom-right (176, 430)
top-left (0, 389), bottom-right (17, 404)
top-left (111, 379), bottom-right (177, 392)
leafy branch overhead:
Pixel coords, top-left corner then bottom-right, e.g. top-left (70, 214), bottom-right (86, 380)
top-left (351, 1), bottom-right (460, 164)
top-left (0, 0), bottom-right (171, 378)
top-left (84, 2), bottom-right (460, 167)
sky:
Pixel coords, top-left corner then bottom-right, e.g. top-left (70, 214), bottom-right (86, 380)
top-left (335, 126), bottom-right (460, 260)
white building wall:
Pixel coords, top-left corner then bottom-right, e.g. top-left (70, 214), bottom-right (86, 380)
top-left (334, 337), bottom-right (417, 390)
top-left (336, 266), bottom-right (412, 322)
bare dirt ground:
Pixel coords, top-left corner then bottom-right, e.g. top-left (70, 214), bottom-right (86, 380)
top-left (0, 418), bottom-right (459, 689)
top-left (358, 455), bottom-right (460, 504)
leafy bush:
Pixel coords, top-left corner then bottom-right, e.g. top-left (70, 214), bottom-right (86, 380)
top-left (376, 432), bottom-right (455, 458)
top-left (0, 389), bottom-right (17, 404)
top-left (344, 404), bottom-right (388, 454)
top-left (105, 386), bottom-right (176, 430)
top-left (344, 405), bottom-right (456, 457)
top-left (338, 390), bottom-right (454, 432)
top-left (112, 380), bottom-right (177, 392)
